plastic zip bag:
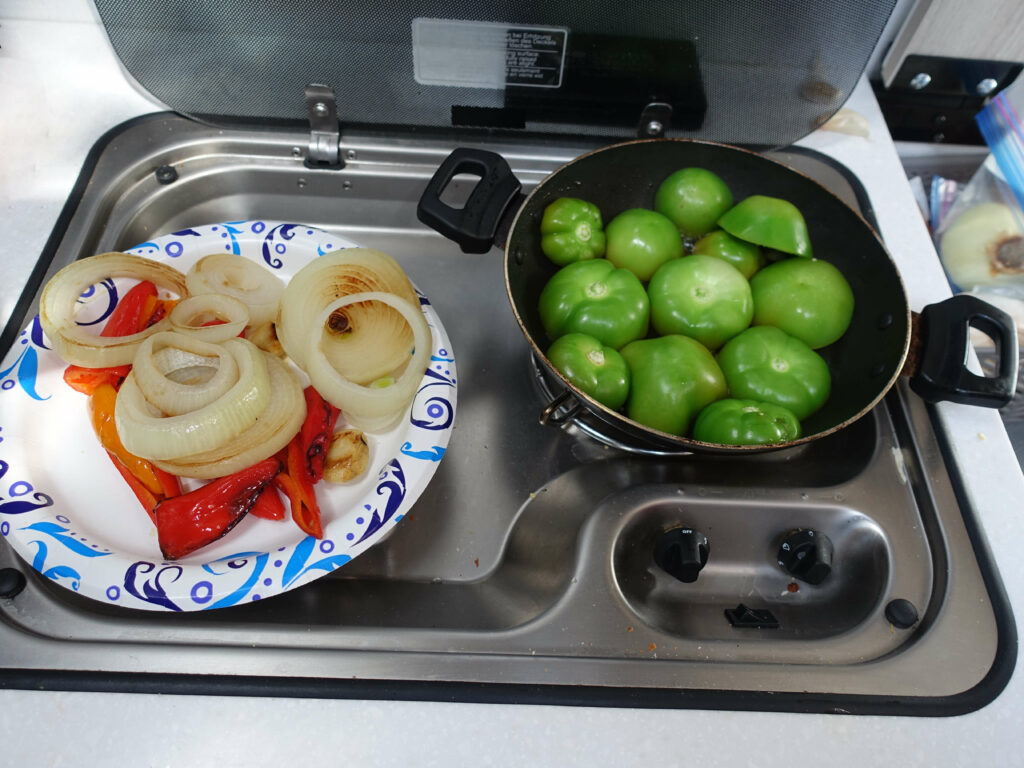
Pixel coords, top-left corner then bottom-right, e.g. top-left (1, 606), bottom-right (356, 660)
top-left (977, 88), bottom-right (1024, 212)
top-left (934, 79), bottom-right (1024, 298)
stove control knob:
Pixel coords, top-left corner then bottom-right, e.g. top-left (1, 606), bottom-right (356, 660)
top-left (777, 529), bottom-right (833, 585)
top-left (654, 527), bottom-right (709, 584)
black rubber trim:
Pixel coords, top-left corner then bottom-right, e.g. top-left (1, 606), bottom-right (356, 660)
top-left (0, 663), bottom-right (1011, 717)
top-left (0, 125), bottom-right (1014, 715)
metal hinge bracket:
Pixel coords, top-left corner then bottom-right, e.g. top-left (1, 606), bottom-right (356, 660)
top-left (637, 102), bottom-right (673, 139)
top-left (304, 84), bottom-right (344, 169)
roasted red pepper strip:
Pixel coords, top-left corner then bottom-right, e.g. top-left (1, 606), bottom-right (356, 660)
top-left (274, 438), bottom-right (324, 539)
top-left (103, 280), bottom-right (161, 336)
top-left (63, 364), bottom-right (130, 395)
top-left (272, 387), bottom-right (338, 538)
top-left (154, 457), bottom-right (282, 560)
top-left (249, 486), bottom-right (286, 521)
top-left (63, 280), bottom-right (162, 394)
top-left (300, 386), bottom-right (341, 482)
top-left (153, 464), bottom-right (183, 500)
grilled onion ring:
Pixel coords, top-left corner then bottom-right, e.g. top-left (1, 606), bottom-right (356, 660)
top-left (39, 252), bottom-right (187, 367)
top-left (169, 293), bottom-right (250, 343)
top-left (129, 331), bottom-right (240, 416)
top-left (152, 353), bottom-right (306, 479)
top-left (186, 253), bottom-right (284, 327)
top-left (303, 291), bottom-right (431, 432)
top-left (115, 336), bottom-right (271, 461)
top-left (277, 248), bottom-right (420, 385)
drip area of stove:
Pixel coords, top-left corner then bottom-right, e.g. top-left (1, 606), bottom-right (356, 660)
top-left (0, 113), bottom-right (1015, 714)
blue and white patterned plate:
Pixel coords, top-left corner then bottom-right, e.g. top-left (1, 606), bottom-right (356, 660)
top-left (0, 221), bottom-right (456, 611)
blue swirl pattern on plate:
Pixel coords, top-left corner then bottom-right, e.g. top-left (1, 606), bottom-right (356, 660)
top-left (0, 221), bottom-right (457, 611)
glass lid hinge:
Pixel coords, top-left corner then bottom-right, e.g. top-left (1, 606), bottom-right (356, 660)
top-left (637, 102), bottom-right (673, 139)
top-left (304, 84), bottom-right (344, 169)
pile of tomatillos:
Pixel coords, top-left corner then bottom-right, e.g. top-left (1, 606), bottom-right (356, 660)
top-left (537, 167), bottom-right (854, 446)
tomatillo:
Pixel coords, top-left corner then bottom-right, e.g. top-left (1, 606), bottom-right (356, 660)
top-left (620, 335), bottom-right (727, 436)
top-left (717, 325), bottom-right (830, 420)
top-left (605, 208), bottom-right (684, 281)
top-left (538, 259), bottom-right (650, 350)
top-left (692, 230), bottom-right (766, 279)
top-left (547, 332), bottom-right (630, 410)
top-left (750, 257), bottom-right (854, 349)
top-left (540, 197), bottom-right (606, 266)
top-left (655, 167), bottom-right (734, 238)
top-left (648, 254), bottom-right (753, 350)
top-left (718, 195), bottom-right (812, 258)
top-left (692, 398), bottom-right (802, 446)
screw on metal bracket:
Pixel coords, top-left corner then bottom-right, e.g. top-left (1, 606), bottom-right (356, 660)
top-left (637, 102), bottom-right (672, 138)
top-left (976, 78), bottom-right (999, 96)
top-left (909, 72), bottom-right (932, 90)
top-left (304, 84), bottom-right (344, 169)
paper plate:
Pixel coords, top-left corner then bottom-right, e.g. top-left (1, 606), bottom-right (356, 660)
top-left (0, 221), bottom-right (456, 611)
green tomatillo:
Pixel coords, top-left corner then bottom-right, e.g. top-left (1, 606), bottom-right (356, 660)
top-left (717, 325), bottom-right (830, 420)
top-left (692, 229), bottom-right (766, 279)
top-left (750, 257), bottom-right (854, 349)
top-left (692, 398), bottom-right (802, 446)
top-left (654, 167), bottom-right (734, 239)
top-left (648, 254), bottom-right (753, 350)
top-left (538, 259), bottom-right (650, 350)
top-left (620, 335), bottom-right (727, 436)
top-left (547, 332), bottom-right (630, 410)
top-left (604, 208), bottom-right (684, 281)
top-left (718, 195), bottom-right (812, 258)
top-left (540, 197), bottom-right (607, 266)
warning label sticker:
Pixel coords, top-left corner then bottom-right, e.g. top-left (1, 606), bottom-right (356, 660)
top-left (413, 19), bottom-right (567, 90)
top-left (504, 28), bottom-right (566, 87)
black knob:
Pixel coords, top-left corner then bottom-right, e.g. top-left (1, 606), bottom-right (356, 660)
top-left (154, 165), bottom-right (179, 185)
top-left (654, 527), bottom-right (709, 583)
top-left (885, 598), bottom-right (919, 629)
top-left (777, 529), bottom-right (833, 585)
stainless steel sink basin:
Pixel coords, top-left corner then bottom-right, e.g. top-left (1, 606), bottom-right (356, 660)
top-left (0, 113), bottom-right (1014, 714)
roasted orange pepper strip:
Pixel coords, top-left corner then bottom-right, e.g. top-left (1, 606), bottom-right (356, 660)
top-left (106, 451), bottom-right (159, 524)
top-left (88, 383), bottom-right (164, 497)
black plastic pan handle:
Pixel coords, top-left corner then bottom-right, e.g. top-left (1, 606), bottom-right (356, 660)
top-left (909, 294), bottom-right (1019, 408)
top-left (416, 148), bottom-right (523, 254)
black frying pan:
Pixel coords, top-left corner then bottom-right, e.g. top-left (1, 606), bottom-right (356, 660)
top-left (418, 139), bottom-right (1018, 453)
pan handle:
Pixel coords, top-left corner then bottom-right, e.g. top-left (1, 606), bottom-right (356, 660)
top-left (416, 148), bottom-right (523, 254)
top-left (539, 389), bottom-right (583, 427)
top-left (909, 294), bottom-right (1019, 408)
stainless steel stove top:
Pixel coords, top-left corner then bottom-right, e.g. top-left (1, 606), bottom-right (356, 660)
top-left (0, 113), bottom-right (1014, 714)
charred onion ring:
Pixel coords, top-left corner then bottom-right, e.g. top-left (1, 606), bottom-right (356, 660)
top-left (39, 252), bottom-right (187, 367)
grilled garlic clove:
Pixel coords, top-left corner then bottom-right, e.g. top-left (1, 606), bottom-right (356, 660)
top-left (245, 321), bottom-right (287, 358)
top-left (323, 429), bottom-right (370, 484)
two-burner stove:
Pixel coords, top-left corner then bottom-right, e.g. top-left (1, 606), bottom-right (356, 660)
top-left (0, 114), bottom-right (1014, 714)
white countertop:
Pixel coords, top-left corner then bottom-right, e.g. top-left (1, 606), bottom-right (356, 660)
top-left (3, 3), bottom-right (1024, 766)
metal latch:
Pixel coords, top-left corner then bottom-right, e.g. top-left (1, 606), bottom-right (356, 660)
top-left (304, 84), bottom-right (344, 169)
